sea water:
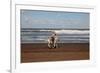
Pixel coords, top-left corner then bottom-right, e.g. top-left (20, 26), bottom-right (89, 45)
top-left (21, 29), bottom-right (89, 43)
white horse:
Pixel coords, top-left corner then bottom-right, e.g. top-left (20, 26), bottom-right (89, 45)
top-left (47, 34), bottom-right (58, 48)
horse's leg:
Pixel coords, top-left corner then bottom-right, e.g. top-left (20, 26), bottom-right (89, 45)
top-left (53, 42), bottom-right (56, 48)
top-left (48, 43), bottom-right (52, 48)
top-left (48, 41), bottom-right (53, 49)
top-left (48, 43), bottom-right (50, 48)
top-left (48, 40), bottom-right (50, 48)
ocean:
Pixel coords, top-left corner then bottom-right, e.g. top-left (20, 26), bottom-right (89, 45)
top-left (21, 29), bottom-right (89, 43)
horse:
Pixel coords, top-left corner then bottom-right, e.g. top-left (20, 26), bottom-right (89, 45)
top-left (47, 34), bottom-right (58, 48)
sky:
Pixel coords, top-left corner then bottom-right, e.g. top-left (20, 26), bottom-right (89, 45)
top-left (20, 10), bottom-right (89, 29)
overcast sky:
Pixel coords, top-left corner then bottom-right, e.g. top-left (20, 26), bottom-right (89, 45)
top-left (20, 10), bottom-right (89, 29)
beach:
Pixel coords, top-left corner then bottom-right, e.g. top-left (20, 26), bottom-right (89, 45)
top-left (21, 43), bottom-right (89, 63)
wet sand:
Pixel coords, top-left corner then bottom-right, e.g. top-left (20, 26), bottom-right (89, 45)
top-left (21, 43), bottom-right (89, 63)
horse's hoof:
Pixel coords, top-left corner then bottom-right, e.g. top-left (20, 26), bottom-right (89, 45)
top-left (48, 47), bottom-right (52, 49)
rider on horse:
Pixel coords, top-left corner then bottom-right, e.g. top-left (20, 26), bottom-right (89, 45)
top-left (48, 32), bottom-right (58, 48)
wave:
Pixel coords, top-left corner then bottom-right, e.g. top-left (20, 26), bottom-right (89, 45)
top-left (21, 29), bottom-right (89, 43)
top-left (22, 29), bottom-right (89, 34)
top-left (54, 30), bottom-right (89, 34)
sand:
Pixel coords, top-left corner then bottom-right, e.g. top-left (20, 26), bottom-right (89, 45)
top-left (21, 43), bottom-right (89, 63)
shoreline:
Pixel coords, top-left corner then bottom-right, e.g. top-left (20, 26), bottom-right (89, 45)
top-left (21, 43), bottom-right (89, 63)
